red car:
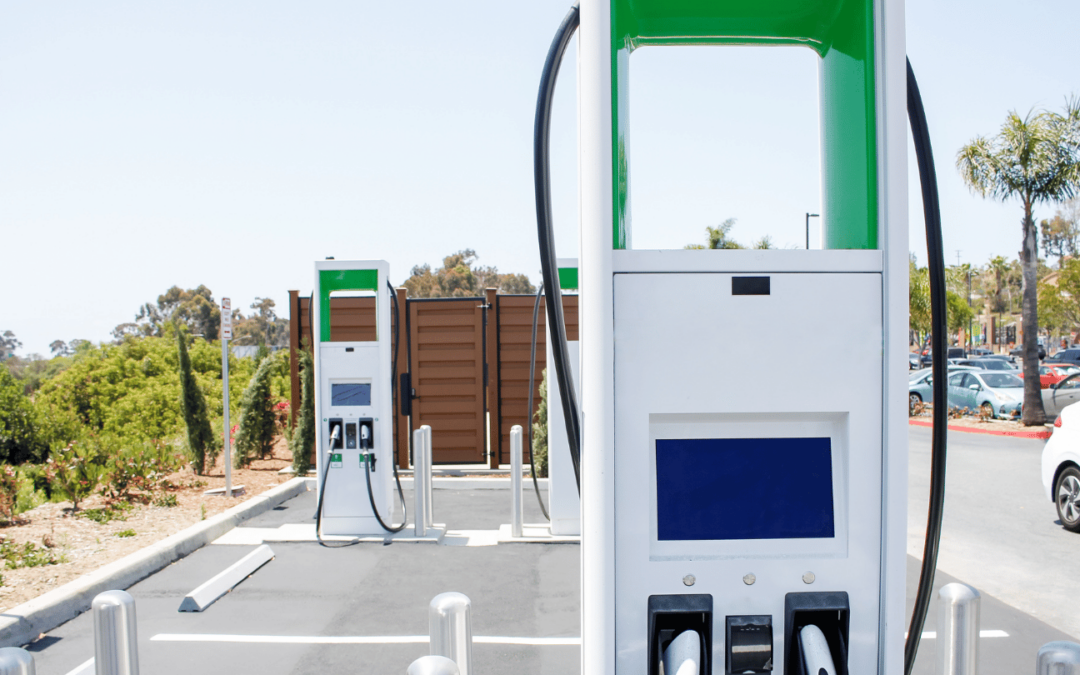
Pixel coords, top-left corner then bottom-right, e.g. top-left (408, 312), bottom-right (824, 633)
top-left (1019, 365), bottom-right (1080, 389)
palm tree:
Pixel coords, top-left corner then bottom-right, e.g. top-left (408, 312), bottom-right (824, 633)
top-left (957, 101), bottom-right (1080, 425)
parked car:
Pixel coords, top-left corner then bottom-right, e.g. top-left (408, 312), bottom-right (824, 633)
top-left (908, 366), bottom-right (982, 412)
top-left (946, 370), bottom-right (1024, 418)
top-left (1041, 401), bottom-right (1080, 532)
top-left (955, 358), bottom-right (1016, 372)
top-left (1011, 344), bottom-right (1047, 359)
top-left (1044, 348), bottom-right (1080, 367)
top-left (1040, 372), bottom-right (1080, 419)
top-left (947, 347), bottom-right (966, 359)
top-left (969, 347), bottom-right (993, 357)
top-left (919, 347), bottom-right (968, 368)
top-left (1019, 364), bottom-right (1080, 389)
top-left (909, 353), bottom-right (923, 370)
top-left (980, 354), bottom-right (1017, 366)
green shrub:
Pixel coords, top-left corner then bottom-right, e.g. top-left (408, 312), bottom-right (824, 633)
top-left (0, 539), bottom-right (62, 569)
top-left (115, 529), bottom-right (136, 538)
top-left (177, 328), bottom-right (219, 474)
top-left (153, 493), bottom-right (178, 508)
top-left (0, 466), bottom-right (18, 522)
top-left (290, 350), bottom-right (315, 476)
top-left (0, 364), bottom-right (49, 464)
top-left (532, 369), bottom-right (548, 479)
top-left (233, 355), bottom-right (276, 468)
top-left (80, 501), bottom-right (133, 524)
top-left (48, 440), bottom-right (107, 510)
top-left (101, 440), bottom-right (183, 501)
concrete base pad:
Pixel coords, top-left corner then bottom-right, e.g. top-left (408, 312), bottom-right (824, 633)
top-left (496, 523), bottom-right (580, 544)
top-left (213, 523), bottom-right (447, 545)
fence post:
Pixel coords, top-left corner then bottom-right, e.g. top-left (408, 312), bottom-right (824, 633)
top-left (0, 648), bottom-right (35, 675)
top-left (422, 425), bottom-right (434, 528)
top-left (407, 655), bottom-right (460, 675)
top-left (414, 427), bottom-right (427, 537)
top-left (937, 583), bottom-right (980, 675)
top-left (93, 590), bottom-right (140, 675)
top-left (429, 592), bottom-right (472, 675)
top-left (510, 425), bottom-right (523, 538)
top-left (1037, 642), bottom-right (1080, 675)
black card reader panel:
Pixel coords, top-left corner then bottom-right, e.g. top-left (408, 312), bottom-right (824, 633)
top-left (647, 594), bottom-right (712, 675)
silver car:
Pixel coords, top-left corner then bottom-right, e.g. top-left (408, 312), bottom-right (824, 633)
top-left (946, 371), bottom-right (1024, 418)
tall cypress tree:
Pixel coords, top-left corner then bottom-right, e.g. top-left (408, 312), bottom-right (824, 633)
top-left (234, 354), bottom-right (276, 468)
top-left (289, 349), bottom-right (315, 475)
top-left (177, 326), bottom-right (218, 474)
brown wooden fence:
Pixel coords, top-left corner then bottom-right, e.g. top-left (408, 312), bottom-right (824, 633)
top-left (289, 289), bottom-right (577, 467)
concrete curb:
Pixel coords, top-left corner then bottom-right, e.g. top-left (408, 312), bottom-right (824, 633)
top-left (909, 418), bottom-right (1053, 439)
top-left (0, 476), bottom-right (312, 648)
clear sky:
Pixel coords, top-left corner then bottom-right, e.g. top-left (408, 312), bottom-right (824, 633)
top-left (1, 0), bottom-right (1077, 356)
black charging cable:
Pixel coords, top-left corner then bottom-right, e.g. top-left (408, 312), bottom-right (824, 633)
top-left (527, 283), bottom-right (551, 520)
top-left (533, 2), bottom-right (582, 493)
top-left (904, 57), bottom-right (949, 675)
top-left (314, 424), bottom-right (358, 548)
top-left (365, 281), bottom-right (407, 534)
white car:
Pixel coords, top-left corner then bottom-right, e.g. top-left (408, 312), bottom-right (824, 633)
top-left (1042, 401), bottom-right (1080, 532)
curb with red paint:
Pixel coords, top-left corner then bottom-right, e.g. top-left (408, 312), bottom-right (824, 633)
top-left (908, 418), bottom-right (1052, 439)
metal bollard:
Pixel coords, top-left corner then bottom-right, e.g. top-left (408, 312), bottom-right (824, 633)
top-left (937, 583), bottom-right (980, 675)
top-left (429, 592), bottom-right (472, 675)
top-left (414, 427), bottom-right (428, 537)
top-left (510, 425), bottom-right (524, 537)
top-left (1037, 642), bottom-right (1080, 675)
top-left (93, 590), bottom-right (140, 675)
top-left (407, 655), bottom-right (460, 675)
top-left (422, 425), bottom-right (434, 528)
top-left (0, 648), bottom-right (35, 675)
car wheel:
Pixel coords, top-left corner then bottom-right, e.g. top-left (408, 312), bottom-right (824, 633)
top-left (980, 402), bottom-right (995, 418)
top-left (909, 393), bottom-right (922, 414)
top-left (1055, 466), bottom-right (1080, 533)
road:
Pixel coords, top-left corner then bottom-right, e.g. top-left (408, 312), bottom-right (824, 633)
top-left (907, 425), bottom-right (1079, 638)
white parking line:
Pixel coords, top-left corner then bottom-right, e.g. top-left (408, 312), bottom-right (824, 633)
top-left (151, 633), bottom-right (582, 646)
top-left (62, 657), bottom-right (94, 675)
top-left (912, 630), bottom-right (1009, 639)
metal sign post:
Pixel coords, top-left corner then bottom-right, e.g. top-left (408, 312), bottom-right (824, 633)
top-left (221, 297), bottom-right (232, 498)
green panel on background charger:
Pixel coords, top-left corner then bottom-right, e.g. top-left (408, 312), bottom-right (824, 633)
top-left (558, 267), bottom-right (580, 291)
top-left (319, 269), bottom-right (379, 342)
top-left (610, 0), bottom-right (877, 251)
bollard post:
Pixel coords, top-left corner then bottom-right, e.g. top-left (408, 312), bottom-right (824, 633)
top-left (1037, 642), bottom-right (1080, 675)
top-left (937, 583), bottom-right (980, 675)
top-left (93, 590), bottom-right (140, 675)
top-left (510, 425), bottom-right (524, 537)
top-left (429, 592), bottom-right (472, 675)
top-left (407, 655), bottom-right (460, 675)
top-left (414, 427), bottom-right (428, 537)
top-left (0, 648), bottom-right (35, 675)
top-left (422, 425), bottom-right (433, 528)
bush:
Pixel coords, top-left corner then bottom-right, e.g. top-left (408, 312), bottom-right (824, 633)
top-left (532, 369), bottom-right (548, 479)
top-left (48, 440), bottom-right (107, 511)
top-left (177, 328), bottom-right (219, 474)
top-left (290, 349), bottom-right (315, 476)
top-left (101, 440), bottom-right (184, 501)
top-left (0, 364), bottom-right (49, 464)
top-left (0, 466), bottom-right (19, 522)
top-left (233, 355), bottom-right (276, 468)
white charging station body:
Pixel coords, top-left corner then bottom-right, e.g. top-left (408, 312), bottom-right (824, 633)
top-left (313, 260), bottom-right (395, 536)
top-left (575, 0), bottom-right (910, 673)
top-left (547, 259), bottom-right (582, 536)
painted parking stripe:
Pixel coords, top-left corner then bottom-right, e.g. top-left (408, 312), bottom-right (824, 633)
top-left (62, 657), bottom-right (94, 675)
top-left (911, 630), bottom-right (1009, 639)
top-left (151, 633), bottom-right (581, 646)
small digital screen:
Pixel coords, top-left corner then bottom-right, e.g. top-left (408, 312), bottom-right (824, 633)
top-left (331, 383), bottom-right (371, 406)
top-left (655, 437), bottom-right (834, 541)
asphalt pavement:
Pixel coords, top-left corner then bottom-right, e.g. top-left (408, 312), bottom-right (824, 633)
top-left (21, 426), bottom-right (1080, 674)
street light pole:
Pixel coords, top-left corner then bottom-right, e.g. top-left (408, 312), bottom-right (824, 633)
top-left (806, 213), bottom-right (820, 250)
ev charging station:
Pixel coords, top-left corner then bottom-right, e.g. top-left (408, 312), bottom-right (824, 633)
top-left (547, 259), bottom-right (581, 536)
top-left (313, 260), bottom-right (397, 536)
top-left (547, 0), bottom-right (912, 673)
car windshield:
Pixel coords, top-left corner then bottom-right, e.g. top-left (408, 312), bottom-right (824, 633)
top-left (980, 373), bottom-right (1023, 388)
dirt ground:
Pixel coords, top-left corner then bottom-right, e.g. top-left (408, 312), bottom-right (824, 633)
top-left (911, 405), bottom-right (1053, 432)
top-left (0, 437), bottom-right (294, 613)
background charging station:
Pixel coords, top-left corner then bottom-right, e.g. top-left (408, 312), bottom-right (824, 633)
top-left (570, 0), bottom-right (910, 673)
top-left (547, 259), bottom-right (580, 536)
top-left (313, 259), bottom-right (395, 536)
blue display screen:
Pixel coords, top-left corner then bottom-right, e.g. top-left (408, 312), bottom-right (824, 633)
top-left (331, 383), bottom-right (371, 406)
top-left (655, 437), bottom-right (835, 541)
